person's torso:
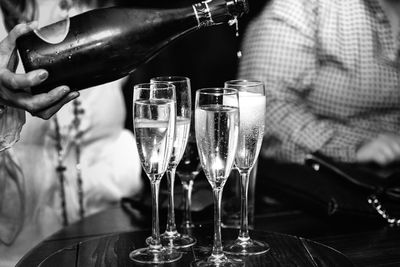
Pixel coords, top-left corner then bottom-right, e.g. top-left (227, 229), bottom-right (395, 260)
top-left (310, 0), bottom-right (400, 134)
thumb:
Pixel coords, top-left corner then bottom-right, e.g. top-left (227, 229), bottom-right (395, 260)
top-left (0, 22), bottom-right (38, 54)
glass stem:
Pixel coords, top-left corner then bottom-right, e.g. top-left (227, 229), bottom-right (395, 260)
top-left (238, 170), bottom-right (250, 241)
top-left (166, 167), bottom-right (177, 234)
top-left (150, 179), bottom-right (162, 249)
top-left (211, 187), bottom-right (224, 259)
top-left (182, 180), bottom-right (194, 229)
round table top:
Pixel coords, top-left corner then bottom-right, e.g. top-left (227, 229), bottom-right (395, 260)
top-left (37, 226), bottom-right (354, 267)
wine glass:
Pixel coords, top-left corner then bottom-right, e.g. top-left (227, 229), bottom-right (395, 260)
top-left (223, 80), bottom-right (269, 255)
top-left (130, 82), bottom-right (182, 264)
top-left (150, 76), bottom-right (197, 248)
top-left (193, 88), bottom-right (242, 267)
top-left (176, 119), bottom-right (201, 232)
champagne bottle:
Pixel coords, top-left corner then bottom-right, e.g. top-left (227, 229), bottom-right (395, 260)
top-left (16, 0), bottom-right (249, 94)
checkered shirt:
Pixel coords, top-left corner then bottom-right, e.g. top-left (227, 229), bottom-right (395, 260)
top-left (239, 0), bottom-right (400, 164)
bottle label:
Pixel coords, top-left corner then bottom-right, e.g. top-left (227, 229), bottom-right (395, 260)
top-left (193, 1), bottom-right (214, 28)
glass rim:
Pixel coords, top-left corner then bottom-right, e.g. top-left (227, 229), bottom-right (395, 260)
top-left (133, 82), bottom-right (175, 90)
top-left (196, 87), bottom-right (238, 96)
top-left (150, 76), bottom-right (190, 84)
top-left (224, 79), bottom-right (263, 87)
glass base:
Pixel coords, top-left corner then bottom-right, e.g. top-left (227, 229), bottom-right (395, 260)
top-left (223, 238), bottom-right (270, 256)
top-left (191, 254), bottom-right (243, 267)
top-left (161, 231), bottom-right (197, 248)
top-left (146, 232), bottom-right (197, 249)
top-left (129, 246), bottom-right (182, 264)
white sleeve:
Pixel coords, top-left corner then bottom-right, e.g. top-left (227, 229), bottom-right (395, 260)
top-left (81, 130), bottom-right (143, 215)
top-left (0, 106), bottom-right (26, 152)
top-left (0, 150), bottom-right (25, 245)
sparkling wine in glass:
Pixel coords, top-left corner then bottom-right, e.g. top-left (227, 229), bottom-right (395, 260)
top-left (176, 122), bottom-right (201, 231)
top-left (150, 76), bottom-right (196, 248)
top-left (130, 82), bottom-right (182, 264)
top-left (223, 80), bottom-right (269, 256)
top-left (193, 88), bottom-right (242, 267)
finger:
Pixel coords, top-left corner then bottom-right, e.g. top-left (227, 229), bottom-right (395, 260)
top-left (389, 140), bottom-right (400, 157)
top-left (379, 144), bottom-right (397, 162)
top-left (356, 141), bottom-right (391, 164)
top-left (7, 48), bottom-right (18, 71)
top-left (378, 134), bottom-right (400, 161)
top-left (3, 22), bottom-right (37, 49)
top-left (356, 147), bottom-right (371, 163)
top-left (13, 86), bottom-right (72, 113)
top-left (373, 152), bottom-right (391, 167)
top-left (33, 91), bottom-right (80, 119)
top-left (0, 68), bottom-right (48, 92)
top-left (0, 23), bottom-right (38, 67)
top-left (356, 141), bottom-right (379, 163)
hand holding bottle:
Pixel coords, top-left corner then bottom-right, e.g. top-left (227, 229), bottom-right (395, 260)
top-left (356, 133), bottom-right (400, 166)
top-left (16, 0), bottom-right (249, 94)
top-left (0, 23), bottom-right (79, 119)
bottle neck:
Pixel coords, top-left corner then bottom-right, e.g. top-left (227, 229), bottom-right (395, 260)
top-left (192, 0), bottom-right (248, 28)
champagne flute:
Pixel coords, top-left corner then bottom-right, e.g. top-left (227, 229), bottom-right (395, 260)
top-left (130, 82), bottom-right (182, 264)
top-left (223, 80), bottom-right (269, 255)
top-left (193, 88), bottom-right (242, 267)
top-left (176, 120), bottom-right (201, 231)
top-left (150, 76), bottom-right (196, 248)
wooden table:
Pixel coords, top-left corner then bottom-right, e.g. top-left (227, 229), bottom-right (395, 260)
top-left (15, 193), bottom-right (400, 267)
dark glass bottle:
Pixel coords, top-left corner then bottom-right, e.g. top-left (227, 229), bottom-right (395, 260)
top-left (16, 0), bottom-right (248, 94)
